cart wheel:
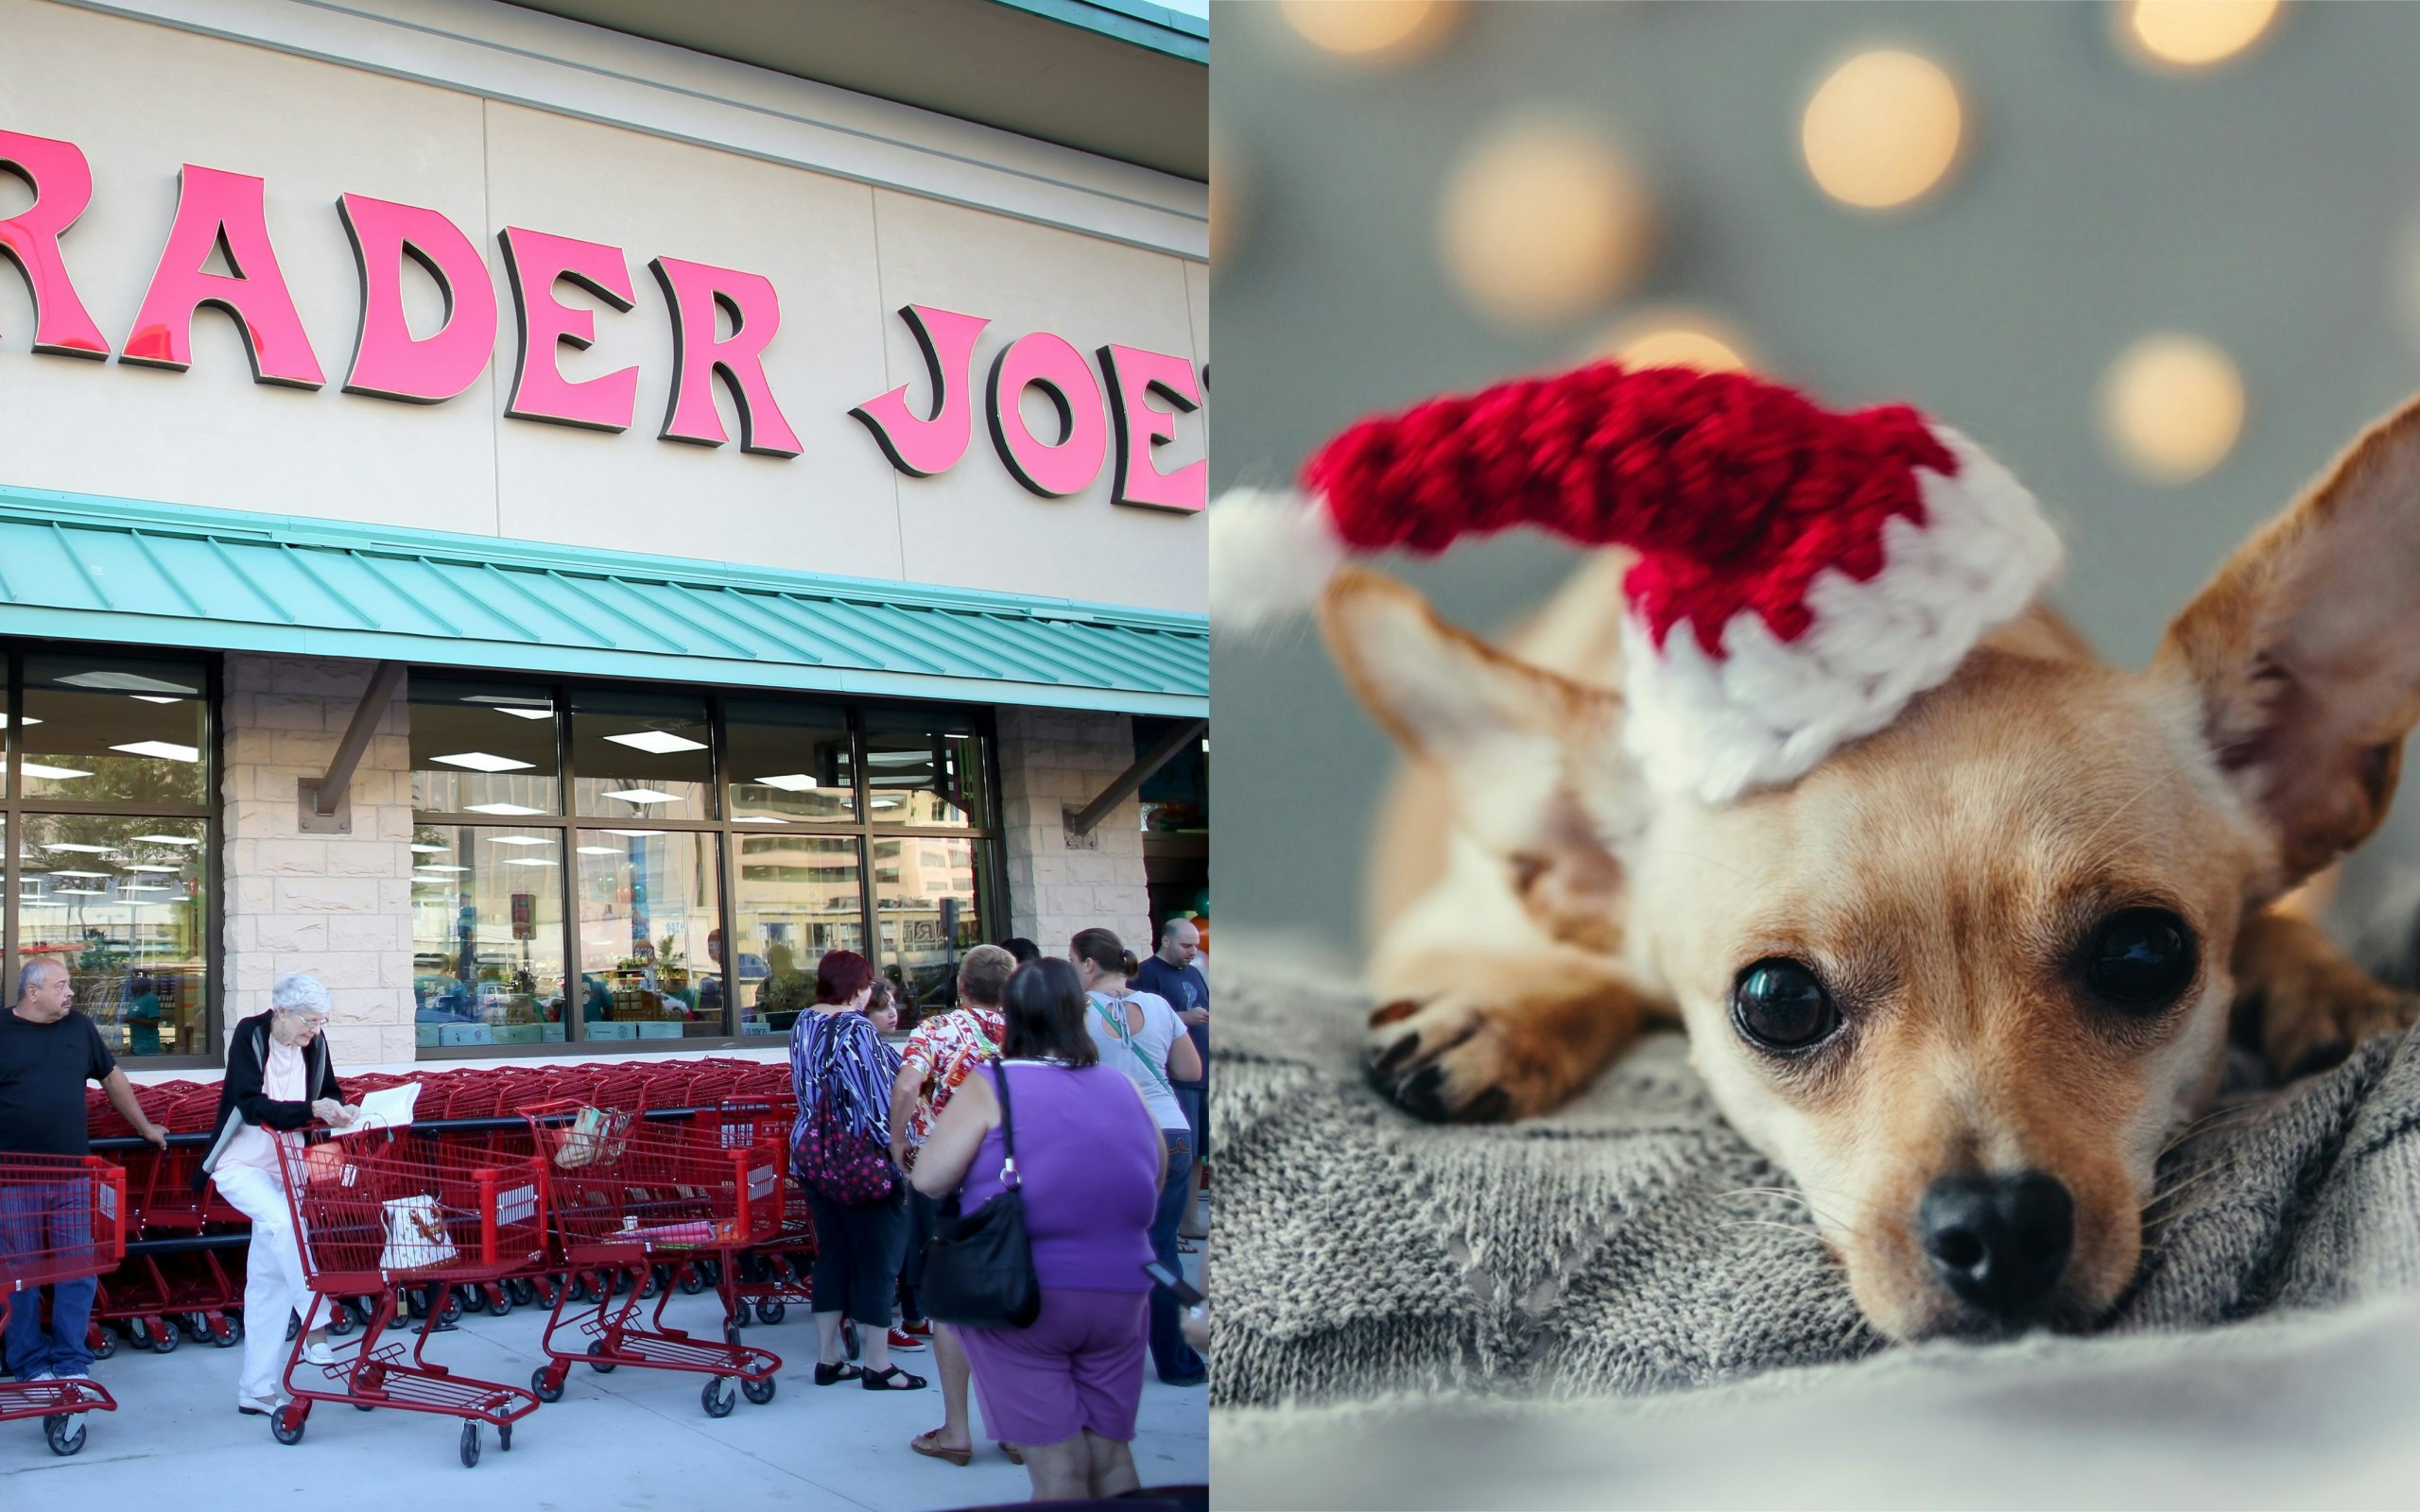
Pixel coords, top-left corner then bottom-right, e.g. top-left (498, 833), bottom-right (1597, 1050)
top-left (354, 1402), bottom-right (374, 1413)
top-left (508, 1279), bottom-right (537, 1309)
top-left (678, 1266), bottom-right (706, 1296)
top-left (486, 1288), bottom-right (514, 1321)
top-left (44, 1414), bottom-right (85, 1457)
top-left (841, 1320), bottom-right (859, 1360)
top-left (754, 1300), bottom-right (786, 1326)
top-left (459, 1421), bottom-right (480, 1469)
top-left (152, 1319), bottom-right (181, 1354)
top-left (458, 1288), bottom-right (489, 1316)
top-left (271, 1406), bottom-right (306, 1446)
top-left (702, 1376), bottom-right (736, 1418)
top-left (404, 1289), bottom-right (428, 1320)
top-left (325, 1304), bottom-right (356, 1338)
top-left (741, 1375), bottom-right (776, 1405)
top-left (93, 1329), bottom-right (117, 1361)
top-left (585, 1340), bottom-right (617, 1374)
top-left (530, 1366), bottom-right (564, 1403)
top-left (498, 1421), bottom-right (512, 1452)
top-left (565, 1275), bottom-right (593, 1304)
top-left (214, 1314), bottom-right (243, 1348)
top-left (440, 1293), bottom-right (463, 1326)
top-left (638, 1268), bottom-right (661, 1300)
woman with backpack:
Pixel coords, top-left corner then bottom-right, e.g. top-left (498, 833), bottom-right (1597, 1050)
top-left (789, 949), bottom-right (924, 1391)
top-left (1069, 928), bottom-right (1206, 1387)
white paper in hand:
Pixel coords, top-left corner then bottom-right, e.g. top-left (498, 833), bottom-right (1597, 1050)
top-left (333, 1082), bottom-right (421, 1137)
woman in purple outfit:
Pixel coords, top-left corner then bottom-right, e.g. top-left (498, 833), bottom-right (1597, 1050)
top-left (912, 957), bottom-right (1165, 1502)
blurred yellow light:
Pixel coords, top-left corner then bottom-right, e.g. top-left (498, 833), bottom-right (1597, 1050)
top-left (1280, 1), bottom-right (1462, 65)
top-left (1801, 50), bottom-right (1964, 210)
top-left (2100, 334), bottom-right (2245, 485)
top-left (1439, 121), bottom-right (1656, 328)
top-left (1585, 308), bottom-right (1753, 374)
top-left (2124, 0), bottom-right (2279, 67)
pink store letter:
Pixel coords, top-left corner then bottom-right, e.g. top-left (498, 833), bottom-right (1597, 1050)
top-left (498, 226), bottom-right (636, 432)
top-left (1097, 344), bottom-right (1205, 513)
top-left (985, 332), bottom-right (1107, 498)
top-left (338, 194), bottom-right (498, 404)
top-left (850, 305), bottom-right (989, 476)
top-left (0, 130), bottom-right (110, 358)
top-left (648, 256), bottom-right (802, 456)
top-left (123, 165), bottom-right (324, 387)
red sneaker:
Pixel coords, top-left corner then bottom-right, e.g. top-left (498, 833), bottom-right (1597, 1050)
top-left (888, 1327), bottom-right (928, 1351)
top-left (898, 1318), bottom-right (933, 1338)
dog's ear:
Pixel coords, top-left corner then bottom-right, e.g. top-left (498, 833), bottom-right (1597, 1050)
top-left (1321, 566), bottom-right (1636, 949)
top-left (2157, 396), bottom-right (2420, 886)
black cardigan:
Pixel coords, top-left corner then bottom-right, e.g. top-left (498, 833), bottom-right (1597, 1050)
top-left (193, 1011), bottom-right (342, 1191)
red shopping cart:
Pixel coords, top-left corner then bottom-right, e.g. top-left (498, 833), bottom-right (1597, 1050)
top-left (0, 1154), bottom-right (126, 1456)
top-left (520, 1100), bottom-right (786, 1417)
top-left (270, 1125), bottom-right (550, 1467)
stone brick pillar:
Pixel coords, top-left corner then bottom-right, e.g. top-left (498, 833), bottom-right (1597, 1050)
top-left (995, 708), bottom-right (1151, 954)
top-left (220, 656), bottom-right (416, 1065)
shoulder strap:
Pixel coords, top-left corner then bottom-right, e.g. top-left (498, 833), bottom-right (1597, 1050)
top-left (993, 1061), bottom-right (1021, 1191)
top-left (1090, 992), bottom-right (1172, 1094)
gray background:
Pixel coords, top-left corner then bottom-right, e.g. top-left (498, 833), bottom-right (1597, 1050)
top-left (1209, 0), bottom-right (2420, 961)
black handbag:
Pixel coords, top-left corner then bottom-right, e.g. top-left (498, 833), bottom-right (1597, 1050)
top-left (922, 1061), bottom-right (1043, 1329)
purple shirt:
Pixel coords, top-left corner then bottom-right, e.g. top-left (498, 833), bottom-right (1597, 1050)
top-left (957, 1060), bottom-right (1159, 1292)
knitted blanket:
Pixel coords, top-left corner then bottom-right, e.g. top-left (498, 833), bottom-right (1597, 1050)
top-left (1208, 955), bottom-right (2420, 1423)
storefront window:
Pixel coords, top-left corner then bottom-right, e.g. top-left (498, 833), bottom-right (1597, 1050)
top-left (725, 699), bottom-right (855, 823)
top-left (17, 814), bottom-right (210, 1058)
top-left (575, 830), bottom-right (724, 1040)
top-left (864, 709), bottom-right (987, 828)
top-left (21, 654), bottom-right (208, 804)
top-left (572, 690), bottom-right (713, 822)
top-left (732, 833), bottom-right (864, 1036)
top-left (409, 825), bottom-right (568, 1050)
top-left (410, 678), bottom-right (561, 816)
top-left (873, 833), bottom-right (983, 1022)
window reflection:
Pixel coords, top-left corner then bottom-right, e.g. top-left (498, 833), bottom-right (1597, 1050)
top-left (575, 831), bottom-right (724, 1040)
top-left (732, 833), bottom-right (864, 1035)
top-left (409, 825), bottom-right (567, 1049)
top-left (572, 691), bottom-right (712, 822)
top-left (725, 698), bottom-right (855, 823)
top-left (873, 833), bottom-right (981, 1022)
top-left (17, 814), bottom-right (210, 1057)
top-left (864, 709), bottom-right (985, 828)
top-left (22, 655), bottom-right (207, 804)
top-left (410, 678), bottom-right (560, 816)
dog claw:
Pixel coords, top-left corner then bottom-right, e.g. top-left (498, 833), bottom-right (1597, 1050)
top-left (1373, 1034), bottom-right (1420, 1075)
top-left (1369, 1000), bottom-right (1420, 1028)
top-left (1396, 1065), bottom-right (1451, 1121)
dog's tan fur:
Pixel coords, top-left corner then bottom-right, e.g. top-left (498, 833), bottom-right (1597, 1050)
top-left (1324, 397), bottom-right (2420, 1340)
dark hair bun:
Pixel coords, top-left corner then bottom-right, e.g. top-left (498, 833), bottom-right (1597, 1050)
top-left (1120, 950), bottom-right (1139, 976)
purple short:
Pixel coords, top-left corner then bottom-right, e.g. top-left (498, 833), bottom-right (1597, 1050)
top-left (956, 1286), bottom-right (1150, 1446)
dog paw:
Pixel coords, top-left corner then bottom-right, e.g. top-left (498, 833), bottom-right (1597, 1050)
top-left (2264, 979), bottom-right (2420, 1080)
top-left (1362, 995), bottom-right (1587, 1124)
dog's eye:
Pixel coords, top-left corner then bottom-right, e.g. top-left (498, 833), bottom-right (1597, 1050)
top-left (1732, 959), bottom-right (1839, 1052)
top-left (2085, 909), bottom-right (2196, 1009)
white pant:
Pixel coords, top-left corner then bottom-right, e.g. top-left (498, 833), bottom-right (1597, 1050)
top-left (212, 1163), bottom-right (311, 1405)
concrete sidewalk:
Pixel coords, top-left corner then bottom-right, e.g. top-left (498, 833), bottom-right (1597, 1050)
top-left (0, 1286), bottom-right (1207, 1507)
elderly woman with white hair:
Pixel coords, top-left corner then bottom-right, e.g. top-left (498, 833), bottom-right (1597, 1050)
top-left (196, 972), bottom-right (360, 1418)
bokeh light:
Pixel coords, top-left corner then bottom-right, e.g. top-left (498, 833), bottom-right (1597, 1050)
top-left (1801, 50), bottom-right (1965, 210)
top-left (1584, 307), bottom-right (1754, 374)
top-left (2099, 333), bottom-right (2246, 484)
top-left (1438, 119), bottom-right (1656, 328)
top-left (1280, 1), bottom-right (1464, 67)
top-left (2121, 0), bottom-right (2281, 69)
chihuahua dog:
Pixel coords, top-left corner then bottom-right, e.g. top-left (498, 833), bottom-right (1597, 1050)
top-left (1321, 394), bottom-right (2420, 1342)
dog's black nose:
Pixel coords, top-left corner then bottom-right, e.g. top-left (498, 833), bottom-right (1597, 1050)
top-left (1919, 1171), bottom-right (2074, 1323)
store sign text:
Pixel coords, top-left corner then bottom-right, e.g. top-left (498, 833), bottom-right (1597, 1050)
top-left (0, 131), bottom-right (1205, 512)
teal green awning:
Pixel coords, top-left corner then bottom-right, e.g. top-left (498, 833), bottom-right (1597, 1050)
top-left (0, 487), bottom-right (1207, 717)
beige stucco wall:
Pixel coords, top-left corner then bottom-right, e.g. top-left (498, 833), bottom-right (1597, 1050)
top-left (995, 707), bottom-right (1152, 955)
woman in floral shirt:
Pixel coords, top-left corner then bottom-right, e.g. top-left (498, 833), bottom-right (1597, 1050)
top-left (893, 943), bottom-right (1016, 1468)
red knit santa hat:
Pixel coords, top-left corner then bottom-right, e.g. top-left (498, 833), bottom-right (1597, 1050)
top-left (1211, 363), bottom-right (2063, 803)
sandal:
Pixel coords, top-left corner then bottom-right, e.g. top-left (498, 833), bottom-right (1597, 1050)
top-left (999, 1441), bottom-right (1026, 1465)
top-left (861, 1364), bottom-right (926, 1391)
top-left (814, 1360), bottom-right (864, 1386)
top-left (911, 1430), bottom-right (971, 1466)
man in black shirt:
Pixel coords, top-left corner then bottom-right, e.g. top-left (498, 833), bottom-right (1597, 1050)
top-left (0, 957), bottom-right (166, 1383)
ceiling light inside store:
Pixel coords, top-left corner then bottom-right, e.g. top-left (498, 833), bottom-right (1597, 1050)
top-left (1802, 50), bottom-right (1964, 210)
top-left (1280, 1), bottom-right (1463, 65)
top-left (110, 740), bottom-right (199, 762)
top-left (122, 865), bottom-right (182, 873)
top-left (21, 764), bottom-right (91, 781)
top-left (131, 834), bottom-right (200, 846)
top-left (486, 836), bottom-right (552, 847)
top-left (0, 715), bottom-right (42, 728)
top-left (56, 671), bottom-right (198, 696)
top-left (2123, 0), bottom-right (2278, 67)
top-left (502, 858), bottom-right (555, 868)
top-left (576, 846), bottom-right (624, 854)
top-left (50, 869), bottom-right (109, 878)
top-left (43, 844), bottom-right (115, 853)
top-left (872, 799), bottom-right (901, 809)
top-left (130, 695), bottom-right (182, 705)
top-left (732, 816), bottom-right (787, 824)
top-left (124, 885), bottom-right (170, 892)
top-left (2100, 333), bottom-right (2244, 485)
top-left (431, 751), bottom-right (534, 773)
top-left (408, 844), bottom-right (448, 854)
top-left (755, 774), bottom-right (820, 791)
top-left (605, 730), bottom-right (707, 754)
top-left (600, 788), bottom-right (678, 805)
top-left (54, 887), bottom-right (105, 895)
top-left (601, 830), bottom-right (666, 838)
top-left (493, 707), bottom-right (553, 720)
top-left (465, 803), bottom-right (546, 816)
top-left (416, 865), bottom-right (470, 873)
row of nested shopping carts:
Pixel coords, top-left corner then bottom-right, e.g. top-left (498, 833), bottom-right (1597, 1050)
top-left (8, 1057), bottom-right (823, 1466)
